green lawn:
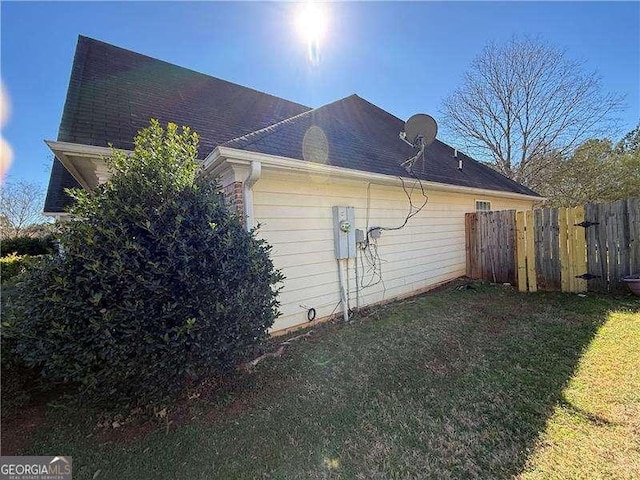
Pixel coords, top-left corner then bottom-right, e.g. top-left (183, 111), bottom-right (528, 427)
top-left (5, 283), bottom-right (639, 479)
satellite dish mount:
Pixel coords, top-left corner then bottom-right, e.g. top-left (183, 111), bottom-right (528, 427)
top-left (399, 114), bottom-right (438, 172)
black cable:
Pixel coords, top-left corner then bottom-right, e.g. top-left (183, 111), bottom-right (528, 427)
top-left (373, 175), bottom-right (428, 234)
top-left (359, 234), bottom-right (377, 288)
top-left (358, 149), bottom-right (430, 292)
top-left (307, 308), bottom-right (316, 322)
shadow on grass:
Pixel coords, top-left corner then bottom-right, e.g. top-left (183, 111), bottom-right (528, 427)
top-left (557, 397), bottom-right (613, 427)
top-left (15, 284), bottom-right (640, 479)
top-left (251, 286), bottom-right (639, 479)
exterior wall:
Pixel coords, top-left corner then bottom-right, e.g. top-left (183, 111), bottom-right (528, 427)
top-left (252, 170), bottom-right (537, 333)
top-left (222, 181), bottom-right (244, 215)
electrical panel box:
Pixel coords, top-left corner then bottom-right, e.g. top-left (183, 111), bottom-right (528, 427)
top-left (355, 228), bottom-right (365, 245)
top-left (332, 206), bottom-right (356, 259)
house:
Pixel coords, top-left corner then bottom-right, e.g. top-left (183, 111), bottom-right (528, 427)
top-left (44, 36), bottom-right (541, 333)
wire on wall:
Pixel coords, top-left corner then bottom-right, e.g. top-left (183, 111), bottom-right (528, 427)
top-left (358, 154), bottom-right (429, 295)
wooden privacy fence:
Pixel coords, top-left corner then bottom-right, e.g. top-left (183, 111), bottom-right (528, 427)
top-left (465, 210), bottom-right (516, 285)
top-left (465, 198), bottom-right (640, 293)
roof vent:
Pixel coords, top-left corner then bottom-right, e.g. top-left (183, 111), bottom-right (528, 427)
top-left (455, 149), bottom-right (463, 171)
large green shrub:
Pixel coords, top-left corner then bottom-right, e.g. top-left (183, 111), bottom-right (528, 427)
top-left (1, 235), bottom-right (55, 257)
top-left (8, 120), bottom-right (282, 403)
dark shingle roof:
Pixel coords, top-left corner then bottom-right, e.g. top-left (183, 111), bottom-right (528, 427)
top-left (44, 36), bottom-right (310, 213)
top-left (224, 95), bottom-right (540, 196)
top-left (46, 37), bottom-right (538, 213)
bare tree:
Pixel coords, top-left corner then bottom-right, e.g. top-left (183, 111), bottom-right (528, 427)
top-left (441, 36), bottom-right (624, 188)
top-left (0, 180), bottom-right (48, 238)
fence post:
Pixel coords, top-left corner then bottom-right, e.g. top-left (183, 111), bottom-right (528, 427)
top-left (559, 207), bottom-right (570, 292)
top-left (516, 211), bottom-right (527, 292)
top-left (465, 213), bottom-right (472, 277)
top-left (525, 210), bottom-right (537, 292)
top-left (465, 213), bottom-right (477, 279)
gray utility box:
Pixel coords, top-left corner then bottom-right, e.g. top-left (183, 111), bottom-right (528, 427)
top-left (332, 206), bottom-right (356, 259)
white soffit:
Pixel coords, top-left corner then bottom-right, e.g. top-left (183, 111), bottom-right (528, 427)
top-left (44, 140), bottom-right (124, 190)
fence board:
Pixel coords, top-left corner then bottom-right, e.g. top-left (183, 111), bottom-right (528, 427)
top-left (498, 211), bottom-right (505, 281)
top-left (559, 207), bottom-right (570, 292)
top-left (542, 209), bottom-right (553, 288)
top-left (573, 206), bottom-right (587, 292)
top-left (566, 207), bottom-right (577, 292)
top-left (485, 212), bottom-right (492, 280)
top-left (506, 210), bottom-right (516, 282)
top-left (534, 209), bottom-right (543, 288)
top-left (475, 212), bottom-right (481, 279)
top-left (494, 211), bottom-right (502, 281)
top-left (477, 212), bottom-right (487, 279)
top-left (516, 211), bottom-right (527, 292)
top-left (472, 213), bottom-right (480, 279)
top-left (585, 203), bottom-right (603, 291)
top-left (465, 213), bottom-right (472, 277)
top-left (629, 198), bottom-right (640, 276)
top-left (525, 210), bottom-right (537, 292)
top-left (497, 211), bottom-right (505, 282)
top-left (596, 203), bottom-right (610, 291)
top-left (618, 200), bottom-right (630, 282)
top-left (489, 212), bottom-right (497, 282)
top-left (605, 202), bottom-right (618, 291)
top-left (550, 208), bottom-right (561, 289)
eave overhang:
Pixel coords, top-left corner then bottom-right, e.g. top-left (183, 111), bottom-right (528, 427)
top-left (46, 141), bottom-right (545, 207)
top-left (44, 140), bottom-right (130, 191)
top-left (203, 146), bottom-right (545, 203)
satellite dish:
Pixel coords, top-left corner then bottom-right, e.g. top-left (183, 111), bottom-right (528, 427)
top-left (404, 114), bottom-right (438, 149)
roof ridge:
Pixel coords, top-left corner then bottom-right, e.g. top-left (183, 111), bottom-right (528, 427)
top-left (76, 35), bottom-right (311, 111)
top-left (223, 94), bottom-right (359, 148)
top-left (348, 94), bottom-right (405, 124)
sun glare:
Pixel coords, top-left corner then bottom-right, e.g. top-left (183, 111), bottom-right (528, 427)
top-left (296, 3), bottom-right (327, 42)
top-left (296, 3), bottom-right (328, 64)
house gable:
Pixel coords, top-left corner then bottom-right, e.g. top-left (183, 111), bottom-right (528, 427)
top-left (44, 35), bottom-right (310, 213)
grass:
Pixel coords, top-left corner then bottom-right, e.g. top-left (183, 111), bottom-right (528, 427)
top-left (4, 282), bottom-right (639, 479)
top-left (519, 308), bottom-right (640, 479)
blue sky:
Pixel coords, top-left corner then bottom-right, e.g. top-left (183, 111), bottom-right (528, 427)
top-left (2, 1), bottom-right (639, 191)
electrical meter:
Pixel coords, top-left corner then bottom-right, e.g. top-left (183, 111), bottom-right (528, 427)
top-left (332, 206), bottom-right (356, 259)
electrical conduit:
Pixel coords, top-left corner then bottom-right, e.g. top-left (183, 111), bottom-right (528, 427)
top-left (337, 259), bottom-right (349, 322)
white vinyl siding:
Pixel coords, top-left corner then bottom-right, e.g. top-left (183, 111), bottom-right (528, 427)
top-left (252, 170), bottom-right (536, 332)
